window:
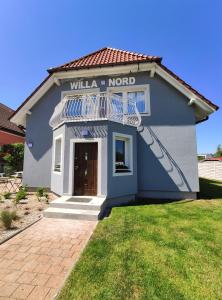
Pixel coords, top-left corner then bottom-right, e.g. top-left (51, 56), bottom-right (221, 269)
top-left (113, 133), bottom-right (133, 176)
top-left (65, 95), bottom-right (92, 117)
top-left (128, 91), bottom-right (146, 113)
top-left (54, 137), bottom-right (62, 172)
top-left (62, 90), bottom-right (100, 118)
top-left (108, 85), bottom-right (150, 115)
top-left (116, 140), bottom-right (125, 167)
top-left (111, 92), bottom-right (124, 115)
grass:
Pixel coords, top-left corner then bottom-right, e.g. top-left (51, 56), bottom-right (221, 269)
top-left (59, 178), bottom-right (222, 300)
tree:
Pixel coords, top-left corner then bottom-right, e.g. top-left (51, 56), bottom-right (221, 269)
top-left (0, 143), bottom-right (24, 172)
top-left (215, 144), bottom-right (222, 157)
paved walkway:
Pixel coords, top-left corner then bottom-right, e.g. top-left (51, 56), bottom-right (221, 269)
top-left (0, 218), bottom-right (97, 299)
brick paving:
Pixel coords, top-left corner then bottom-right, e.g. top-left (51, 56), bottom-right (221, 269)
top-left (0, 218), bottom-right (97, 299)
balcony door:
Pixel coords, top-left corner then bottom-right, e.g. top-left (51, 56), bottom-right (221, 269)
top-left (74, 142), bottom-right (98, 196)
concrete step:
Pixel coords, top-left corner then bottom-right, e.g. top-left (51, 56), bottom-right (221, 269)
top-left (50, 201), bottom-right (100, 211)
top-left (43, 207), bottom-right (100, 221)
top-left (49, 196), bottom-right (105, 211)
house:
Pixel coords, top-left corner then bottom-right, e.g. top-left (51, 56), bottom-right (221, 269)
top-left (10, 47), bottom-right (218, 214)
top-left (0, 103), bottom-right (25, 173)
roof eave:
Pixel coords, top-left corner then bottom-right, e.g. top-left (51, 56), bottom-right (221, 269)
top-left (155, 63), bottom-right (219, 112)
top-left (0, 126), bottom-right (25, 137)
top-left (195, 116), bottom-right (209, 125)
top-left (157, 63), bottom-right (219, 112)
top-left (10, 74), bottom-right (52, 122)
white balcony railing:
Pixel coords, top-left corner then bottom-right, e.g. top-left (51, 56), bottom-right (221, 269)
top-left (49, 93), bottom-right (141, 128)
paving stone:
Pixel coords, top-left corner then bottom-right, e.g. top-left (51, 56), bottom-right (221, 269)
top-left (3, 271), bottom-right (22, 283)
top-left (16, 272), bottom-right (37, 284)
top-left (46, 265), bottom-right (64, 276)
top-left (27, 286), bottom-right (50, 300)
top-left (33, 263), bottom-right (51, 274)
top-left (21, 261), bottom-right (39, 272)
top-left (11, 284), bottom-right (35, 299)
top-left (0, 283), bottom-right (19, 297)
top-left (31, 273), bottom-right (50, 286)
top-left (44, 288), bottom-right (58, 300)
top-left (45, 275), bottom-right (64, 289)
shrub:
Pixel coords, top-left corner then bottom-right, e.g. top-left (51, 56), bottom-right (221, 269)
top-left (15, 189), bottom-right (27, 203)
top-left (3, 165), bottom-right (15, 177)
top-left (1, 143), bottom-right (24, 172)
top-left (19, 185), bottom-right (28, 192)
top-left (36, 187), bottom-right (45, 198)
top-left (11, 210), bottom-right (18, 220)
top-left (0, 195), bottom-right (4, 203)
top-left (3, 192), bottom-right (11, 199)
top-left (36, 187), bottom-right (48, 202)
top-left (0, 210), bottom-right (14, 229)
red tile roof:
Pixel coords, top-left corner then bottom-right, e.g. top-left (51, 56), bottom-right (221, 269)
top-left (203, 157), bottom-right (222, 161)
top-left (48, 47), bottom-right (162, 73)
top-left (0, 103), bottom-right (25, 136)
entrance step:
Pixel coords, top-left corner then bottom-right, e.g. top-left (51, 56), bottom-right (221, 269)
top-left (43, 207), bottom-right (100, 221)
top-left (44, 196), bottom-right (106, 220)
top-left (50, 196), bottom-right (104, 211)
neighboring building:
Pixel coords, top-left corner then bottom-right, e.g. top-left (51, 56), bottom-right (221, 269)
top-left (199, 157), bottom-right (222, 181)
top-left (0, 103), bottom-right (25, 146)
top-left (10, 47), bottom-right (218, 203)
top-left (0, 103), bottom-right (25, 173)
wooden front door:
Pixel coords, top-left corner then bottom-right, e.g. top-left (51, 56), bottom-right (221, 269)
top-left (74, 143), bottom-right (98, 196)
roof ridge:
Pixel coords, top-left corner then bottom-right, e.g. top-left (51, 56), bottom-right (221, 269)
top-left (105, 47), bottom-right (148, 57)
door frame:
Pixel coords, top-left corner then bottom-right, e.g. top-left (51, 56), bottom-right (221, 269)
top-left (68, 138), bottom-right (102, 196)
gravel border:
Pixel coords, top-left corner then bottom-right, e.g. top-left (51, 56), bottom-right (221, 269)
top-left (0, 216), bottom-right (42, 245)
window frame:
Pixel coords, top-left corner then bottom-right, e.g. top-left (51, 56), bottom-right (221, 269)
top-left (53, 134), bottom-right (63, 174)
top-left (107, 84), bottom-right (150, 115)
top-left (113, 132), bottom-right (133, 177)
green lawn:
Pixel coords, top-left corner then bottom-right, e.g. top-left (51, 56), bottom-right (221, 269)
top-left (59, 178), bottom-right (222, 300)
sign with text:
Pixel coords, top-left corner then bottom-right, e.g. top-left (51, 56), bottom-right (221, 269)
top-left (70, 76), bottom-right (136, 90)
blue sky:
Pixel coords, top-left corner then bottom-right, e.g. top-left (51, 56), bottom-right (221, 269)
top-left (0, 0), bottom-right (221, 153)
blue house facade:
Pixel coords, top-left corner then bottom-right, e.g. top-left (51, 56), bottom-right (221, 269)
top-left (11, 47), bottom-right (218, 205)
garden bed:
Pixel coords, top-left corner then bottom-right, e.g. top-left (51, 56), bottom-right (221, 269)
top-left (0, 192), bottom-right (57, 243)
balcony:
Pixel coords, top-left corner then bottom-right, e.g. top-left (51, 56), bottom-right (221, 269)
top-left (49, 92), bottom-right (141, 129)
